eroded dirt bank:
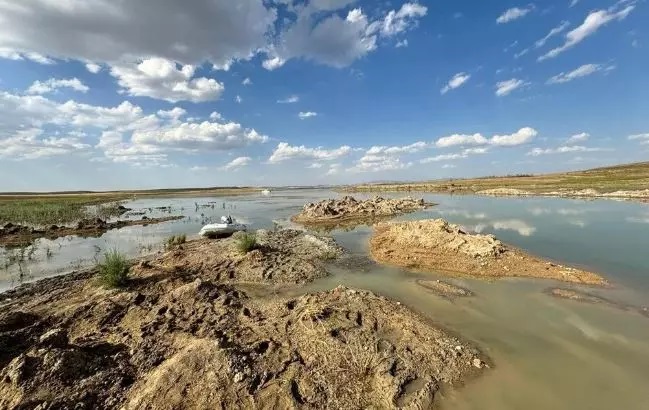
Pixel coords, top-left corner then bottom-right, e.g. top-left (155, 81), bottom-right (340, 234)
top-left (292, 196), bottom-right (432, 228)
top-left (0, 216), bottom-right (184, 248)
top-left (370, 219), bottom-right (608, 285)
top-left (0, 229), bottom-right (488, 409)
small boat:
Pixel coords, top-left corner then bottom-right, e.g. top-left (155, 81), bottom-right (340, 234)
top-left (199, 216), bottom-right (247, 238)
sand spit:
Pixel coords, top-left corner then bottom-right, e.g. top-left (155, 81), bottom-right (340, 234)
top-left (476, 188), bottom-right (649, 200)
top-left (0, 216), bottom-right (184, 248)
top-left (370, 219), bottom-right (608, 286)
top-left (416, 279), bottom-right (474, 299)
top-left (547, 288), bottom-right (649, 319)
top-left (0, 229), bottom-right (488, 409)
top-left (292, 196), bottom-right (432, 228)
top-left (476, 188), bottom-right (533, 197)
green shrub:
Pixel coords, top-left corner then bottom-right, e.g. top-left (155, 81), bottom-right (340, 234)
top-left (236, 233), bottom-right (258, 254)
top-left (98, 249), bottom-right (130, 288)
top-left (165, 234), bottom-right (186, 249)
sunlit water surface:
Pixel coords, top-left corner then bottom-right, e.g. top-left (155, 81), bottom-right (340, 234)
top-left (2, 190), bottom-right (648, 409)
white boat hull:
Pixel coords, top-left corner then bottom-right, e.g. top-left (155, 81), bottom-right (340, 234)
top-left (199, 223), bottom-right (247, 237)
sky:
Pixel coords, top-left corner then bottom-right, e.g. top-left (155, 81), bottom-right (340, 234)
top-left (0, 0), bottom-right (647, 191)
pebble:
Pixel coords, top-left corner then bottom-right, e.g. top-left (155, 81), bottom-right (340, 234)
top-left (472, 358), bottom-right (483, 369)
top-left (233, 372), bottom-right (245, 383)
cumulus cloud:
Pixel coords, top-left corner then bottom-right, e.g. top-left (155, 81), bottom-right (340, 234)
top-left (348, 154), bottom-right (413, 173)
top-left (495, 78), bottom-right (528, 96)
top-left (85, 62), bottom-right (102, 73)
top-left (566, 132), bottom-right (590, 144)
top-left (263, 3), bottom-right (427, 69)
top-left (539, 3), bottom-right (636, 61)
top-left (628, 133), bottom-right (649, 145)
top-left (278, 95), bottom-right (299, 104)
top-left (497, 6), bottom-right (533, 24)
top-left (27, 78), bottom-right (89, 95)
top-left (535, 21), bottom-right (570, 48)
top-left (221, 156), bottom-right (251, 171)
top-left (242, 78), bottom-right (252, 85)
top-left (268, 142), bottom-right (351, 163)
top-left (0, 0), bottom-right (276, 69)
top-left (0, 128), bottom-right (90, 160)
top-left (436, 128), bottom-right (538, 148)
top-left (298, 111), bottom-right (318, 119)
top-left (441, 72), bottom-right (471, 94)
top-left (110, 58), bottom-right (224, 103)
top-left (547, 63), bottom-right (615, 84)
top-left (420, 147), bottom-right (488, 164)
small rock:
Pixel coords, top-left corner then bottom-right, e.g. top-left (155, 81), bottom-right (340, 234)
top-left (233, 372), bottom-right (245, 383)
top-left (472, 358), bottom-right (483, 369)
top-left (454, 345), bottom-right (463, 351)
top-left (39, 328), bottom-right (68, 348)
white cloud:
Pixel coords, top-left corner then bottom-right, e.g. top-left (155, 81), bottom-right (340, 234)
top-left (420, 153), bottom-right (466, 163)
top-left (235, 95), bottom-right (243, 103)
top-left (0, 0), bottom-right (276, 69)
top-left (497, 6), bottom-right (533, 24)
top-left (436, 133), bottom-right (488, 148)
top-left (242, 77), bottom-right (252, 85)
top-left (26, 78), bottom-right (89, 95)
top-left (441, 72), bottom-right (471, 94)
top-left (190, 166), bottom-right (208, 172)
top-left (221, 156), bottom-right (251, 171)
top-left (570, 0), bottom-right (580, 7)
top-left (110, 58), bottom-right (224, 103)
top-left (514, 48), bottom-right (530, 59)
top-left (209, 112), bottom-right (223, 120)
top-left (436, 128), bottom-right (538, 148)
top-left (367, 141), bottom-right (430, 155)
top-left (0, 128), bottom-right (90, 160)
top-left (263, 3), bottom-right (426, 69)
top-left (526, 145), bottom-right (608, 156)
top-left (535, 21), bottom-right (570, 48)
top-left (269, 142), bottom-right (351, 163)
top-left (278, 95), bottom-right (299, 104)
top-left (85, 62), bottom-right (102, 73)
top-left (547, 63), bottom-right (615, 84)
top-left (628, 133), bottom-right (649, 145)
top-left (566, 132), bottom-right (590, 144)
top-left (395, 39), bottom-right (409, 48)
top-left (539, 3), bottom-right (636, 61)
top-left (495, 78), bottom-right (528, 96)
top-left (298, 111), bottom-right (318, 119)
top-left (348, 154), bottom-right (413, 173)
top-left (441, 164), bottom-right (456, 169)
top-left (157, 107), bottom-right (187, 121)
top-left (326, 163), bottom-right (343, 175)
top-left (308, 163), bottom-right (324, 169)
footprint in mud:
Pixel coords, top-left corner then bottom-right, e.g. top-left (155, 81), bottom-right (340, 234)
top-left (415, 279), bottom-right (474, 299)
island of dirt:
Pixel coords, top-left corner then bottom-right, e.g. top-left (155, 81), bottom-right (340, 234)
top-left (370, 219), bottom-right (608, 286)
top-left (292, 196), bottom-right (432, 228)
top-left (416, 279), bottom-right (474, 299)
top-left (0, 216), bottom-right (184, 248)
top-left (546, 288), bottom-right (649, 319)
top-left (0, 229), bottom-right (488, 409)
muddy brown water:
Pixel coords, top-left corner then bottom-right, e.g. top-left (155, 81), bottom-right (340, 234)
top-left (2, 190), bottom-right (649, 409)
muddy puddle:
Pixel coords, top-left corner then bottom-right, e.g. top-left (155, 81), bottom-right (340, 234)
top-left (2, 190), bottom-right (649, 409)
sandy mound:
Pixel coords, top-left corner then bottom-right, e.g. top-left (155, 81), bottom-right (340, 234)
top-left (155, 229), bottom-right (342, 285)
top-left (476, 188), bottom-right (533, 196)
top-left (292, 196), bottom-right (431, 227)
top-left (0, 259), bottom-right (488, 409)
top-left (370, 219), bottom-right (607, 285)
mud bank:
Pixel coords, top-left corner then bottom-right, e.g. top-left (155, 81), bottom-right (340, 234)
top-left (370, 219), bottom-right (608, 285)
top-left (292, 196), bottom-right (432, 228)
top-left (547, 288), bottom-right (649, 318)
top-left (0, 229), bottom-right (488, 409)
top-left (477, 188), bottom-right (649, 201)
top-left (416, 279), bottom-right (474, 299)
top-left (0, 216), bottom-right (184, 248)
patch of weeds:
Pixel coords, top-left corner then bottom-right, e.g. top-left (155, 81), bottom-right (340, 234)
top-left (165, 234), bottom-right (187, 249)
top-left (236, 233), bottom-right (259, 254)
top-left (97, 249), bottom-right (130, 289)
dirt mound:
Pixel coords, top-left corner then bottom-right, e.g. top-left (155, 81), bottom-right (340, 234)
top-left (155, 229), bottom-right (342, 285)
top-left (416, 279), bottom-right (474, 299)
top-left (370, 219), bottom-right (607, 285)
top-left (0, 216), bottom-right (183, 248)
top-left (292, 196), bottom-right (431, 227)
top-left (0, 245), bottom-right (488, 409)
top-left (546, 288), bottom-right (649, 319)
top-left (476, 188), bottom-right (533, 196)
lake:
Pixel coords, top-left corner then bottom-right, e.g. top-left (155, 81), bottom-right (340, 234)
top-left (2, 190), bottom-right (648, 409)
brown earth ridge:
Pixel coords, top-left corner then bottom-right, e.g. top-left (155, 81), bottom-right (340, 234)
top-left (0, 229), bottom-right (488, 409)
top-left (370, 219), bottom-right (608, 285)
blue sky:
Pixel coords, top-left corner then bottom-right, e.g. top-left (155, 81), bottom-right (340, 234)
top-left (0, 0), bottom-right (647, 191)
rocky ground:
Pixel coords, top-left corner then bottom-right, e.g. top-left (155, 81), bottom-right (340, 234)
top-left (370, 219), bottom-right (608, 286)
top-left (292, 196), bottom-right (432, 228)
top-left (0, 216), bottom-right (184, 248)
top-left (0, 229), bottom-right (488, 409)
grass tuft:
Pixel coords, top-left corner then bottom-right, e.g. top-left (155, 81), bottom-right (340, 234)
top-left (97, 249), bottom-right (130, 288)
top-left (236, 233), bottom-right (258, 254)
top-left (165, 234), bottom-right (187, 249)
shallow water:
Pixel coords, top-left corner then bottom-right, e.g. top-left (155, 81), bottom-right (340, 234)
top-left (2, 190), bottom-right (649, 409)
